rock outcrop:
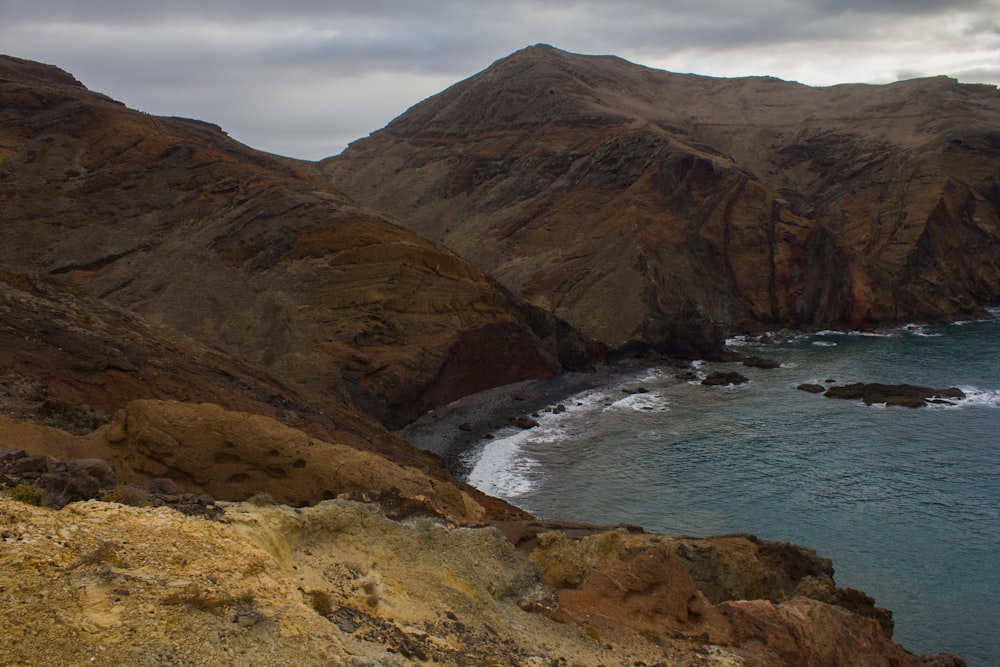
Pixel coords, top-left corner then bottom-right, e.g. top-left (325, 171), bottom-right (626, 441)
top-left (0, 399), bottom-right (494, 523)
top-left (701, 371), bottom-right (750, 386)
top-left (822, 382), bottom-right (965, 407)
top-left (92, 399), bottom-right (488, 522)
top-left (324, 44), bottom-right (1000, 353)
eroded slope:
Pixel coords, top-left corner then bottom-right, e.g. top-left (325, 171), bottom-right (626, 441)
top-left (0, 54), bottom-right (591, 429)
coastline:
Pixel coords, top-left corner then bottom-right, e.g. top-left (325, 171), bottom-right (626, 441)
top-left (398, 358), bottom-right (693, 479)
top-left (403, 321), bottom-right (1000, 666)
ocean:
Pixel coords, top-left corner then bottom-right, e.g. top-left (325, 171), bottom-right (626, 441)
top-left (463, 312), bottom-right (1000, 666)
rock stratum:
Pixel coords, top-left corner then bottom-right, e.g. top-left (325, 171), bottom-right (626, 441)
top-left (0, 49), bottom-right (980, 664)
top-left (325, 44), bottom-right (1000, 356)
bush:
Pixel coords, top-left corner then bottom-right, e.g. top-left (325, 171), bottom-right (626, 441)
top-left (247, 492), bottom-right (276, 507)
top-left (306, 590), bottom-right (333, 616)
top-left (101, 486), bottom-right (150, 507)
top-left (8, 483), bottom-right (48, 507)
top-left (76, 540), bottom-right (126, 569)
top-left (162, 588), bottom-right (256, 613)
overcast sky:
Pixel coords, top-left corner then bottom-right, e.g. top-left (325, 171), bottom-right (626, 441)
top-left (3, 1), bottom-right (999, 160)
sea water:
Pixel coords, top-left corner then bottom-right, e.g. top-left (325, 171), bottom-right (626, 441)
top-left (467, 313), bottom-right (1000, 666)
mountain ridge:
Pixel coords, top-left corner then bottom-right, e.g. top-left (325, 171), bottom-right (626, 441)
top-left (325, 44), bottom-right (1000, 354)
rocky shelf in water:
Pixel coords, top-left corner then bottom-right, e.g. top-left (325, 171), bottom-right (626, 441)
top-left (797, 382), bottom-right (966, 407)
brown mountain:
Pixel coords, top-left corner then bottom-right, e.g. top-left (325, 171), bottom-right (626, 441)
top-left (324, 44), bottom-right (1000, 355)
top-left (0, 54), bottom-right (592, 431)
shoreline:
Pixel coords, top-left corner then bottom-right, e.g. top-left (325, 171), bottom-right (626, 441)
top-left (397, 358), bottom-right (694, 479)
top-left (401, 314), bottom-right (1000, 481)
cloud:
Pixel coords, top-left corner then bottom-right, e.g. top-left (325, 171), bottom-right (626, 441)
top-left (2, 1), bottom-right (998, 159)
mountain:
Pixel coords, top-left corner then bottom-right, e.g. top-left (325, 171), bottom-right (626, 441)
top-left (0, 54), bottom-right (593, 432)
top-left (324, 44), bottom-right (1000, 355)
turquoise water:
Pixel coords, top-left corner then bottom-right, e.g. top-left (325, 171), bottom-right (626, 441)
top-left (467, 314), bottom-right (1000, 666)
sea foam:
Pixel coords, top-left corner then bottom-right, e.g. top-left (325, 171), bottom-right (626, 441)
top-left (927, 386), bottom-right (1000, 410)
top-left (467, 367), bottom-right (673, 496)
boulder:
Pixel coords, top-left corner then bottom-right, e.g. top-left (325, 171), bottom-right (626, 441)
top-left (62, 458), bottom-right (118, 488)
top-left (0, 449), bottom-right (27, 464)
top-left (797, 383), bottom-right (826, 394)
top-left (9, 454), bottom-right (52, 475)
top-left (743, 356), bottom-right (780, 369)
top-left (145, 477), bottom-right (179, 495)
top-left (701, 371), bottom-right (749, 386)
top-left (515, 415), bottom-right (540, 429)
top-left (36, 470), bottom-right (100, 506)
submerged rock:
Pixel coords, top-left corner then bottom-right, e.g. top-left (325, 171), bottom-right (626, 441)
top-left (743, 356), bottom-right (781, 369)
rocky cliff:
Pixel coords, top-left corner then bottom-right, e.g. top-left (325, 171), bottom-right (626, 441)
top-left (324, 44), bottom-right (1000, 355)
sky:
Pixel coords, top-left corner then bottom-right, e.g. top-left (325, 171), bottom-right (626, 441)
top-left (2, 1), bottom-right (999, 160)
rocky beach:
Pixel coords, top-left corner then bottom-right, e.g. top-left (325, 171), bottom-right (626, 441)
top-left (399, 361), bottom-right (660, 474)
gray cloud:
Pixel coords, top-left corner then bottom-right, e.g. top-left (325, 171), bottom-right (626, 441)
top-left (2, 1), bottom-right (998, 159)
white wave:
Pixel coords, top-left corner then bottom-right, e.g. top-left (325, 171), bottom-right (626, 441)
top-left (467, 366), bottom-right (680, 496)
top-left (465, 401), bottom-right (584, 497)
top-left (727, 332), bottom-right (789, 347)
top-left (603, 391), bottom-right (669, 413)
top-left (900, 323), bottom-right (942, 337)
top-left (857, 329), bottom-right (902, 338)
top-left (466, 430), bottom-right (540, 497)
top-left (926, 386), bottom-right (1000, 410)
top-left (811, 341), bottom-right (838, 347)
top-left (804, 328), bottom-right (900, 340)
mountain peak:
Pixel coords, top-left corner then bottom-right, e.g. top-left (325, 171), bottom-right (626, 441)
top-left (510, 43), bottom-right (566, 58)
